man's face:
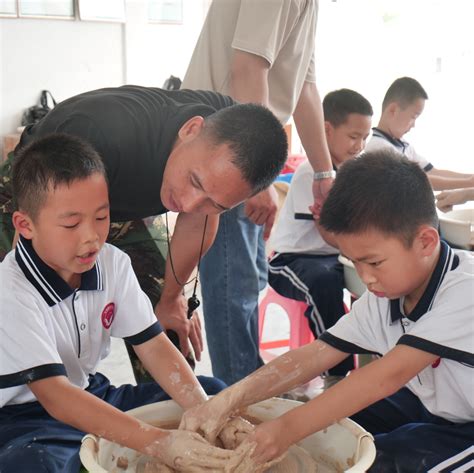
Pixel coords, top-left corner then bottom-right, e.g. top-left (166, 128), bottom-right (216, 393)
top-left (391, 98), bottom-right (425, 139)
top-left (335, 228), bottom-right (436, 303)
top-left (21, 173), bottom-right (110, 287)
top-left (161, 118), bottom-right (252, 214)
top-left (325, 113), bottom-right (372, 168)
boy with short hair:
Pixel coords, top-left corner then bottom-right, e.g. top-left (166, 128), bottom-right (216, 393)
top-left (366, 76), bottom-right (473, 190)
top-left (0, 133), bottom-right (243, 472)
top-left (269, 88), bottom-right (373, 387)
top-left (181, 150), bottom-right (474, 472)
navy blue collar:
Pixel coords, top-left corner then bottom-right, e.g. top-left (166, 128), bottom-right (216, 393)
top-left (372, 127), bottom-right (408, 152)
top-left (390, 241), bottom-right (459, 323)
top-left (15, 236), bottom-right (103, 307)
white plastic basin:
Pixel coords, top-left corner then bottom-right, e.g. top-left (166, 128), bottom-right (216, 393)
top-left (438, 208), bottom-right (474, 250)
top-left (80, 397), bottom-right (375, 472)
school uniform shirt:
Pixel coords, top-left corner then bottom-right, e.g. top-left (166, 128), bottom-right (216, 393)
top-left (270, 161), bottom-right (338, 255)
top-left (320, 242), bottom-right (474, 423)
top-left (16, 86), bottom-right (235, 222)
top-left (365, 127), bottom-right (434, 172)
top-left (183, 0), bottom-right (318, 124)
top-left (0, 238), bottom-right (162, 407)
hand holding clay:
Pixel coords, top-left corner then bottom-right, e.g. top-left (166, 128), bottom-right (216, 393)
top-left (179, 395), bottom-right (232, 443)
top-left (250, 417), bottom-right (292, 465)
top-left (144, 429), bottom-right (246, 472)
top-left (218, 417), bottom-right (255, 450)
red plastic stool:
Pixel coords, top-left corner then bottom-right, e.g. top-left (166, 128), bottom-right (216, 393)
top-left (258, 287), bottom-right (314, 358)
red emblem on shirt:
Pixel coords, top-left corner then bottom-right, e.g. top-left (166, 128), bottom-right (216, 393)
top-left (432, 357), bottom-right (441, 368)
top-left (101, 303), bottom-right (115, 329)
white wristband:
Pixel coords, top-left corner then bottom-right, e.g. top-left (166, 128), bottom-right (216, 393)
top-left (313, 170), bottom-right (336, 180)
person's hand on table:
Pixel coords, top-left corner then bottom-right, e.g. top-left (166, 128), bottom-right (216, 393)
top-left (244, 186), bottom-right (278, 240)
top-left (155, 294), bottom-right (203, 361)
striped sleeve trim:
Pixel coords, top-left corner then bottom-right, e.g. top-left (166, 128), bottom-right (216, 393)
top-left (319, 332), bottom-right (380, 355)
top-left (0, 363), bottom-right (67, 388)
top-left (124, 321), bottom-right (162, 346)
top-left (398, 335), bottom-right (474, 367)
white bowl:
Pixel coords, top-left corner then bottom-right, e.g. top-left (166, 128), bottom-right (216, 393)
top-left (438, 208), bottom-right (474, 250)
top-left (80, 398), bottom-right (375, 472)
top-left (338, 255), bottom-right (366, 298)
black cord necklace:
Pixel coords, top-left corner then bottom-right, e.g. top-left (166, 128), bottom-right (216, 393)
top-left (164, 212), bottom-right (208, 318)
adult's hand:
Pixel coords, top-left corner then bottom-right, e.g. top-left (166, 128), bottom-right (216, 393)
top-left (154, 294), bottom-right (203, 361)
top-left (244, 186), bottom-right (278, 240)
top-left (311, 177), bottom-right (334, 218)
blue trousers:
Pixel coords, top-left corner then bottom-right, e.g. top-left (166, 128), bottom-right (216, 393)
top-left (268, 252), bottom-right (354, 376)
top-left (351, 387), bottom-right (474, 472)
top-left (0, 373), bottom-right (226, 473)
top-left (199, 204), bottom-right (266, 385)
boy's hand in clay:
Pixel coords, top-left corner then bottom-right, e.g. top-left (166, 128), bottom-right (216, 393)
top-left (218, 417), bottom-right (255, 450)
top-left (144, 430), bottom-right (244, 471)
top-left (179, 395), bottom-right (232, 443)
top-left (248, 418), bottom-right (292, 465)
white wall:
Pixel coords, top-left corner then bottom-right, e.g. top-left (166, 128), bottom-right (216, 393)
top-left (0, 0), bottom-right (208, 154)
top-left (0, 18), bottom-right (124, 144)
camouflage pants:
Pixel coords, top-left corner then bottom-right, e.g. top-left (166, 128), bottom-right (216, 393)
top-left (0, 152), bottom-right (168, 383)
top-left (108, 217), bottom-right (168, 383)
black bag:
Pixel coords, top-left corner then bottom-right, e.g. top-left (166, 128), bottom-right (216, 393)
top-left (21, 90), bottom-right (57, 126)
top-left (162, 75), bottom-right (182, 91)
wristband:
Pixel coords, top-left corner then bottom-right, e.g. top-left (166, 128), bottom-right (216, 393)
top-left (313, 170), bottom-right (336, 180)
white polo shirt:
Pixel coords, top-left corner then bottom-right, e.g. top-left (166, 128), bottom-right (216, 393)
top-left (320, 242), bottom-right (474, 423)
top-left (270, 161), bottom-right (338, 255)
top-left (0, 238), bottom-right (162, 407)
top-left (366, 127), bottom-right (434, 172)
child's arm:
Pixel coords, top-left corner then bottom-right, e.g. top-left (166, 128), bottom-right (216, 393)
top-left (427, 168), bottom-right (474, 191)
top-left (250, 344), bottom-right (438, 464)
top-left (29, 376), bottom-right (241, 468)
top-left (180, 340), bottom-right (348, 441)
top-left (133, 332), bottom-right (208, 409)
top-left (436, 187), bottom-right (474, 212)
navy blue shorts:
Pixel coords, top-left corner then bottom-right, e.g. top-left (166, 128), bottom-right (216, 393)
top-left (0, 373), bottom-right (226, 473)
top-left (351, 387), bottom-right (474, 472)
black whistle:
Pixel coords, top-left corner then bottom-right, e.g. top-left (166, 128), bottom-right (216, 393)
top-left (187, 294), bottom-right (200, 319)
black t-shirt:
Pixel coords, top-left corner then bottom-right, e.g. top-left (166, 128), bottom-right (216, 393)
top-left (18, 85), bottom-right (236, 221)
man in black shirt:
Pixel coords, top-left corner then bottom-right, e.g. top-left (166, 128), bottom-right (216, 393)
top-left (4, 85), bottom-right (287, 380)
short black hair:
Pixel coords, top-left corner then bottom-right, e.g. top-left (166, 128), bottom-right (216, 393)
top-left (203, 103), bottom-right (287, 194)
top-left (320, 150), bottom-right (438, 246)
top-left (13, 133), bottom-right (106, 220)
top-left (382, 77), bottom-right (428, 111)
top-left (323, 88), bottom-right (373, 127)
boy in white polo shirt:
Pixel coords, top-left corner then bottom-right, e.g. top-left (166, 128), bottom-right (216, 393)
top-left (269, 88), bottom-right (373, 388)
top-left (366, 76), bottom-right (473, 190)
top-left (0, 134), bottom-right (243, 472)
top-left (179, 151), bottom-right (474, 472)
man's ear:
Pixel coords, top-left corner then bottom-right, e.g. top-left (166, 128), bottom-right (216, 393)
top-left (178, 116), bottom-right (205, 142)
top-left (324, 121), bottom-right (333, 138)
top-left (386, 102), bottom-right (399, 117)
top-left (12, 210), bottom-right (35, 239)
top-left (416, 225), bottom-right (439, 257)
